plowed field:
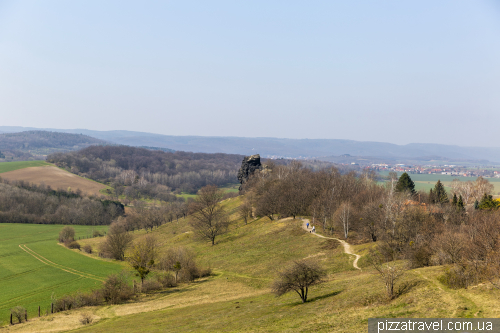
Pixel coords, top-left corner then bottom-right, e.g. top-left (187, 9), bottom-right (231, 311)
top-left (0, 166), bottom-right (107, 196)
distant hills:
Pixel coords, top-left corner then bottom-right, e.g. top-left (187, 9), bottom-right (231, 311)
top-left (0, 130), bottom-right (106, 161)
top-left (1, 126), bottom-right (500, 165)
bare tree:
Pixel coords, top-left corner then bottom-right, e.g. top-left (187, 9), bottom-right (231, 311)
top-left (336, 201), bottom-right (351, 239)
top-left (189, 185), bottom-right (230, 245)
top-left (369, 245), bottom-right (408, 300)
top-left (159, 246), bottom-right (197, 283)
top-left (239, 200), bottom-right (252, 224)
top-left (100, 221), bottom-right (133, 260)
top-left (128, 234), bottom-right (158, 285)
top-left (271, 259), bottom-right (326, 303)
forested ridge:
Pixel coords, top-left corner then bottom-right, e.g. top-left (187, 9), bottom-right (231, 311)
top-left (0, 177), bottom-right (124, 225)
top-left (0, 131), bottom-right (107, 160)
top-left (47, 146), bottom-right (243, 198)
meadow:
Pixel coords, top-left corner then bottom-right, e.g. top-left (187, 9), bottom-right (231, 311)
top-left (0, 224), bottom-right (124, 326)
top-left (0, 161), bottom-right (50, 174)
top-left (6, 197), bottom-right (500, 332)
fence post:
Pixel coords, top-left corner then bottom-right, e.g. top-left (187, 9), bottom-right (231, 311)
top-left (51, 303), bottom-right (54, 314)
top-left (10, 313), bottom-right (12, 325)
top-left (63, 300), bottom-right (65, 311)
top-left (25, 309), bottom-right (27, 322)
top-left (38, 306), bottom-right (40, 317)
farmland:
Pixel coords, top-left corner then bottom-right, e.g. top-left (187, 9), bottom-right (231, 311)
top-left (0, 165), bottom-right (109, 196)
top-left (0, 161), bottom-right (51, 174)
top-left (378, 171), bottom-right (500, 195)
top-left (0, 224), bottom-right (124, 326)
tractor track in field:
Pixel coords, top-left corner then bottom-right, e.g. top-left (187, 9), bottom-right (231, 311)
top-left (18, 244), bottom-right (105, 282)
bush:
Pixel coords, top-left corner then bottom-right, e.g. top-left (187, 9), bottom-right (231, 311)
top-left (54, 294), bottom-right (78, 311)
top-left (140, 279), bottom-right (163, 293)
top-left (10, 306), bottom-right (26, 324)
top-left (83, 244), bottom-right (93, 254)
top-left (101, 273), bottom-right (134, 304)
top-left (68, 241), bottom-right (81, 250)
top-left (438, 264), bottom-right (477, 289)
top-left (93, 230), bottom-right (103, 237)
top-left (79, 312), bottom-right (93, 325)
top-left (156, 272), bottom-right (177, 288)
top-left (77, 290), bottom-right (103, 307)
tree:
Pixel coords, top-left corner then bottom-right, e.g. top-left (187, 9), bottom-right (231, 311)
top-left (457, 195), bottom-right (465, 211)
top-left (128, 234), bottom-right (158, 285)
top-left (369, 244), bottom-right (408, 299)
top-left (239, 200), bottom-right (252, 224)
top-left (271, 259), bottom-right (326, 303)
top-left (99, 221), bottom-right (133, 260)
top-left (159, 246), bottom-right (198, 282)
top-left (189, 185), bottom-right (230, 245)
top-left (395, 172), bottom-right (415, 195)
top-left (59, 226), bottom-right (75, 243)
top-left (432, 180), bottom-right (448, 205)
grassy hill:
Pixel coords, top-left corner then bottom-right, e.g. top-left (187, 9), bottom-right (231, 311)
top-left (5, 197), bottom-right (500, 332)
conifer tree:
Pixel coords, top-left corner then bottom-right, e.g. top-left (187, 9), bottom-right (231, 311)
top-left (457, 195), bottom-right (465, 211)
top-left (451, 193), bottom-right (457, 206)
top-left (433, 180), bottom-right (448, 205)
top-left (474, 200), bottom-right (479, 210)
top-left (395, 172), bottom-right (415, 195)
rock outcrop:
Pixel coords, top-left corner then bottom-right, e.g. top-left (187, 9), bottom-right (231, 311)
top-left (237, 154), bottom-right (262, 191)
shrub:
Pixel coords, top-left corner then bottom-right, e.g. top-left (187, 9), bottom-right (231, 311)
top-left (79, 312), bottom-right (93, 325)
top-left (101, 273), bottom-right (134, 304)
top-left (438, 264), bottom-right (477, 289)
top-left (83, 244), bottom-right (93, 254)
top-left (140, 279), bottom-right (163, 293)
top-left (10, 306), bottom-right (26, 323)
top-left (77, 290), bottom-right (103, 307)
top-left (68, 241), bottom-right (81, 250)
top-left (156, 272), bottom-right (177, 288)
top-left (93, 230), bottom-right (103, 237)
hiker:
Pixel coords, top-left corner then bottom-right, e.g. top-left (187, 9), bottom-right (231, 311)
top-left (306, 222), bottom-right (310, 229)
top-left (312, 226), bottom-right (315, 233)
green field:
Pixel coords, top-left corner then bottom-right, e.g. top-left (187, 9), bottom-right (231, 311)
top-left (378, 171), bottom-right (500, 195)
top-left (0, 224), bottom-right (124, 325)
top-left (0, 161), bottom-right (51, 174)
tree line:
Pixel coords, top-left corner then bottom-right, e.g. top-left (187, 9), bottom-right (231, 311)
top-left (0, 177), bottom-right (124, 225)
top-left (47, 145), bottom-right (243, 198)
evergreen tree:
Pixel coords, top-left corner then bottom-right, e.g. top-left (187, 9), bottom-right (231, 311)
top-left (451, 193), bottom-right (457, 206)
top-left (433, 180), bottom-right (448, 205)
top-left (457, 195), bottom-right (464, 211)
top-left (478, 193), bottom-right (499, 210)
top-left (474, 200), bottom-right (479, 210)
top-left (395, 172), bottom-right (415, 195)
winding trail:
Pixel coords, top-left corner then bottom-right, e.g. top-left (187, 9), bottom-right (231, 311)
top-left (301, 219), bottom-right (362, 270)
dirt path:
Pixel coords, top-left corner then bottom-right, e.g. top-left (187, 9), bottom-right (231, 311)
top-left (301, 219), bottom-right (362, 270)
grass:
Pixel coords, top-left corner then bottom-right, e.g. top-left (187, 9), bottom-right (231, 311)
top-left (0, 224), bottom-right (124, 326)
top-left (0, 161), bottom-right (50, 174)
top-left (7, 197), bottom-right (500, 332)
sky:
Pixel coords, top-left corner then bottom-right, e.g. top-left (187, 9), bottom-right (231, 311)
top-left (1, 1), bottom-right (500, 147)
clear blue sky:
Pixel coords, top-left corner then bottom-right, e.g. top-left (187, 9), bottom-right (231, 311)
top-left (1, 1), bottom-right (499, 146)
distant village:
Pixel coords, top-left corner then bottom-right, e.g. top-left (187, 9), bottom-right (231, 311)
top-left (367, 163), bottom-right (500, 178)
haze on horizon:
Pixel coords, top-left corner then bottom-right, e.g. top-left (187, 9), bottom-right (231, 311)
top-left (1, 1), bottom-right (499, 147)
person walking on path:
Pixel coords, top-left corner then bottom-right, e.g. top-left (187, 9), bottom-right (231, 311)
top-left (306, 222), bottom-right (310, 229)
top-left (312, 226), bottom-right (315, 233)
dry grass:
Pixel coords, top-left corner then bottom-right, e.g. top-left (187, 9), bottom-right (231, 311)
top-left (0, 165), bottom-right (107, 196)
